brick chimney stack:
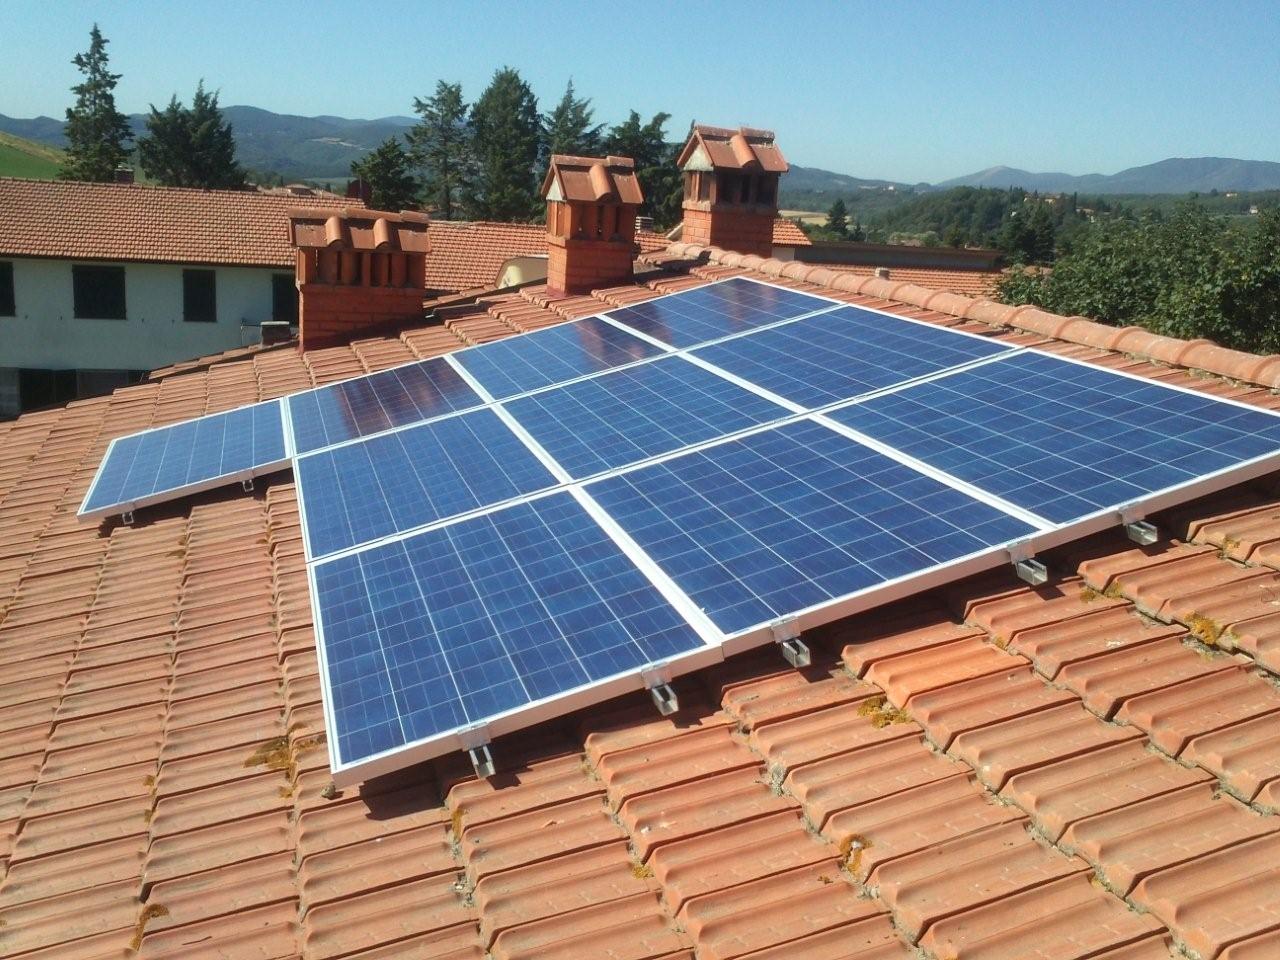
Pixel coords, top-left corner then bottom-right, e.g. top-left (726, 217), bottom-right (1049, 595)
top-left (678, 126), bottom-right (787, 257)
top-left (288, 207), bottom-right (430, 351)
top-left (542, 155), bottom-right (644, 296)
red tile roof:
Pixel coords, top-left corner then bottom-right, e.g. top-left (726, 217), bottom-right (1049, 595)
top-left (770, 217), bottom-right (811, 247)
top-left (424, 221), bottom-right (548, 293)
top-left (0, 177), bottom-right (358, 269)
top-left (2, 242), bottom-right (1280, 959)
top-left (816, 263), bottom-right (1003, 297)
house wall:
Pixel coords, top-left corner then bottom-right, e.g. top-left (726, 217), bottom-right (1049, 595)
top-left (0, 257), bottom-right (289, 370)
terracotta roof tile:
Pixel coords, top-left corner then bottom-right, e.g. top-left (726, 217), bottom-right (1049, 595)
top-left (4, 239), bottom-right (1280, 959)
top-left (0, 176), bottom-right (357, 268)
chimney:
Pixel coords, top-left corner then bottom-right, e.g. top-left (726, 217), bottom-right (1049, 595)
top-left (542, 155), bottom-right (644, 296)
top-left (114, 165), bottom-right (135, 184)
top-left (677, 125), bottom-right (787, 258)
top-left (288, 207), bottom-right (430, 351)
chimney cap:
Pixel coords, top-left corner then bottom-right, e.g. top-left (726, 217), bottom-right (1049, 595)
top-left (542, 154), bottom-right (644, 206)
top-left (287, 207), bottom-right (430, 253)
top-left (677, 125), bottom-right (788, 174)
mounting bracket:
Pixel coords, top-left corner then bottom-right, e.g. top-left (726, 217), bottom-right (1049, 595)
top-left (467, 743), bottom-right (495, 778)
top-left (1124, 519), bottom-right (1159, 545)
top-left (770, 616), bottom-right (810, 668)
top-left (241, 478), bottom-right (255, 493)
top-left (121, 510), bottom-right (135, 525)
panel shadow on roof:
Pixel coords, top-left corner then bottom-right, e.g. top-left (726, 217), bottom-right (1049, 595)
top-left (296, 407), bottom-right (558, 558)
top-left (830, 351), bottom-right (1280, 524)
top-left (605, 277), bottom-right (836, 348)
top-left (504, 354), bottom-right (788, 479)
top-left (588, 418), bottom-right (1036, 635)
top-left (313, 491), bottom-right (708, 773)
top-left (691, 305), bottom-right (1012, 408)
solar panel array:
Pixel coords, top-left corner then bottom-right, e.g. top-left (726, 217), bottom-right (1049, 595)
top-left (79, 277), bottom-right (1280, 784)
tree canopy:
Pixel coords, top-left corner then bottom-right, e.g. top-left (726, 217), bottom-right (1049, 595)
top-left (61, 24), bottom-right (133, 182)
top-left (350, 138), bottom-right (421, 211)
top-left (542, 80), bottom-right (603, 167)
top-left (998, 203), bottom-right (1280, 354)
top-left (465, 67), bottom-right (542, 221)
top-left (825, 198), bottom-right (849, 237)
top-left (407, 81), bottom-right (470, 221)
top-left (138, 82), bottom-right (245, 188)
top-left (604, 111), bottom-right (682, 228)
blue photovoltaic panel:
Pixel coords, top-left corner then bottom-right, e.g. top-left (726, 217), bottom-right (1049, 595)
top-left (590, 419), bottom-right (1035, 634)
top-left (504, 355), bottom-right (788, 478)
top-left (606, 277), bottom-right (835, 348)
top-left (453, 315), bottom-right (665, 401)
top-left (693, 305), bottom-right (1012, 408)
top-left (297, 407), bottom-right (558, 557)
top-left (288, 357), bottom-right (481, 454)
top-left (82, 400), bottom-right (287, 517)
top-left (829, 351), bottom-right (1280, 525)
top-left (313, 492), bottom-right (705, 767)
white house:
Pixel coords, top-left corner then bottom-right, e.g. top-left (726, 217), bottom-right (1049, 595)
top-left (0, 178), bottom-right (358, 417)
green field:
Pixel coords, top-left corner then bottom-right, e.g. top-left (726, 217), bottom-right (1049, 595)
top-left (0, 132), bottom-right (64, 179)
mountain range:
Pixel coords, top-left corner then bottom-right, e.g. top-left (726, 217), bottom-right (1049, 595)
top-left (1, 106), bottom-right (1277, 195)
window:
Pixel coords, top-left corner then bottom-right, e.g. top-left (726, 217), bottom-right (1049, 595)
top-left (272, 274), bottom-right (298, 324)
top-left (72, 265), bottom-right (126, 319)
top-left (0, 262), bottom-right (13, 316)
top-left (183, 269), bottom-right (217, 323)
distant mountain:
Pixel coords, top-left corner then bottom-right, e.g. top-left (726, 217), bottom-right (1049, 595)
top-left (936, 157), bottom-right (1280, 194)
top-left (0, 107), bottom-right (413, 180)
top-left (784, 164), bottom-right (910, 194)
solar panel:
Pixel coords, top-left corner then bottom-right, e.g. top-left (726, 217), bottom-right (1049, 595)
top-left (80, 399), bottom-right (288, 519)
top-left (288, 357), bottom-right (481, 454)
top-left (312, 491), bottom-right (711, 776)
top-left (692, 305), bottom-right (1012, 408)
top-left (504, 355), bottom-right (789, 479)
top-left (606, 276), bottom-right (837, 348)
top-left (589, 418), bottom-right (1036, 635)
top-left (828, 350), bottom-right (1280, 524)
top-left (296, 408), bottom-right (559, 558)
top-left (452, 315), bottom-right (666, 400)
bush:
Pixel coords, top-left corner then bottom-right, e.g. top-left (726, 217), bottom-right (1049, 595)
top-left (997, 204), bottom-right (1280, 354)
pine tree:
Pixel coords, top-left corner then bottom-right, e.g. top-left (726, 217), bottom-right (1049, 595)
top-left (407, 81), bottom-right (470, 220)
top-left (350, 138), bottom-right (420, 211)
top-left (61, 24), bottom-right (133, 182)
top-left (542, 80), bottom-right (603, 166)
top-left (465, 68), bottom-right (541, 221)
top-left (604, 111), bottom-right (682, 228)
top-left (138, 81), bottom-right (245, 188)
top-left (826, 198), bottom-right (849, 237)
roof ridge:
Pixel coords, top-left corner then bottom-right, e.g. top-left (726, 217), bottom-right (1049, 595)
top-left (666, 241), bottom-right (1280, 390)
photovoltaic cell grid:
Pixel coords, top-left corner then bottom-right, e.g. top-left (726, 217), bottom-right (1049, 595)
top-left (288, 356), bottom-right (481, 454)
top-left (81, 399), bottom-right (287, 518)
top-left (505, 354), bottom-right (789, 479)
top-left (313, 492), bottom-right (705, 766)
top-left (830, 350), bottom-right (1280, 524)
top-left (692, 305), bottom-right (1012, 408)
top-left (453, 315), bottom-right (666, 401)
top-left (606, 276), bottom-right (837, 348)
top-left (296, 408), bottom-right (558, 558)
top-left (589, 419), bottom-right (1036, 635)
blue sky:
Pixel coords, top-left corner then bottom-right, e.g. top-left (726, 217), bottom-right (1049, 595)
top-left (1, 0), bottom-right (1277, 183)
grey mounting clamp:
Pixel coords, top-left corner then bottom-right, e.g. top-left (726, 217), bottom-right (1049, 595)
top-left (1008, 542), bottom-right (1048, 586)
top-left (241, 478), bottom-right (255, 493)
top-left (640, 664), bottom-right (677, 716)
top-left (770, 616), bottom-right (810, 668)
top-left (649, 683), bottom-right (679, 716)
top-left (1119, 506), bottom-right (1158, 545)
top-left (467, 743), bottom-right (495, 779)
top-left (121, 510), bottom-right (135, 525)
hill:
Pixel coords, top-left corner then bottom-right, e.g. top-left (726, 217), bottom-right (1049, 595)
top-left (937, 157), bottom-right (1280, 194)
top-left (0, 108), bottom-right (412, 181)
top-left (0, 131), bottom-right (63, 179)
